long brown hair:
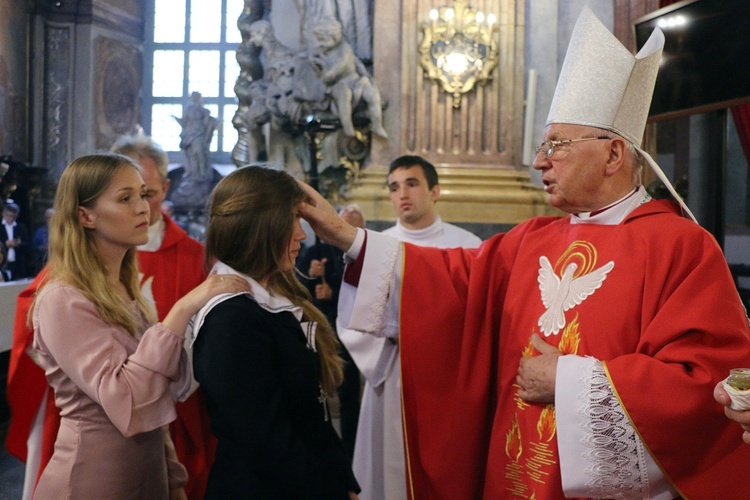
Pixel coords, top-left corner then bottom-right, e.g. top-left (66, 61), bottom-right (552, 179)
top-left (205, 165), bottom-right (343, 394)
top-left (39, 154), bottom-right (156, 334)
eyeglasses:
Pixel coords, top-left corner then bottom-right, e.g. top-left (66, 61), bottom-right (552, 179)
top-left (534, 136), bottom-right (611, 158)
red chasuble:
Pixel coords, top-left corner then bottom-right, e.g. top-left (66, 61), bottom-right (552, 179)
top-left (398, 200), bottom-right (750, 499)
top-left (6, 269), bottom-right (57, 477)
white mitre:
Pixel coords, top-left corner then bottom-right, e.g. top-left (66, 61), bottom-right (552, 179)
top-left (547, 7), bottom-right (696, 221)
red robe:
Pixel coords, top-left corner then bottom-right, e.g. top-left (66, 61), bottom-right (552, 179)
top-left (5, 214), bottom-right (215, 499)
top-left (5, 269), bottom-right (55, 469)
top-left (398, 200), bottom-right (750, 498)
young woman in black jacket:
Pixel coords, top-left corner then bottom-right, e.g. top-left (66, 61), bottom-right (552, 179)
top-left (192, 166), bottom-right (359, 499)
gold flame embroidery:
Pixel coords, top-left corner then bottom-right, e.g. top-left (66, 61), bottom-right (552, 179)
top-left (557, 313), bottom-right (581, 355)
top-left (536, 405), bottom-right (556, 442)
top-left (505, 416), bottom-right (522, 462)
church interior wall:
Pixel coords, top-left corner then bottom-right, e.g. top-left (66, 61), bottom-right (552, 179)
top-left (0, 0), bottom-right (750, 440)
top-left (0, 0), bottom-right (747, 252)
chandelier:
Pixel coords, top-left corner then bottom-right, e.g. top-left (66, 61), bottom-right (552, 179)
top-left (419, 0), bottom-right (499, 108)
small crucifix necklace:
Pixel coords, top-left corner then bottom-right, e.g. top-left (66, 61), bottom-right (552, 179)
top-left (318, 385), bottom-right (329, 421)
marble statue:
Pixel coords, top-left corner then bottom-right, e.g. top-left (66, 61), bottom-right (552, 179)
top-left (296, 0), bottom-right (373, 62)
top-left (309, 20), bottom-right (387, 138)
top-left (232, 78), bottom-right (269, 166)
top-left (244, 19), bottom-right (306, 177)
top-left (174, 91), bottom-right (218, 179)
top-left (230, 5), bottom-right (386, 178)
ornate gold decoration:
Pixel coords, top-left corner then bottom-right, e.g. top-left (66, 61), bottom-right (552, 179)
top-left (554, 240), bottom-right (600, 278)
top-left (418, 0), bottom-right (499, 108)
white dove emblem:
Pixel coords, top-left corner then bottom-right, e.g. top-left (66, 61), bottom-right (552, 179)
top-left (537, 256), bottom-right (614, 337)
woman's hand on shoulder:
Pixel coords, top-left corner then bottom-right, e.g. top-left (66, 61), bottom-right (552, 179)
top-left (163, 274), bottom-right (252, 334)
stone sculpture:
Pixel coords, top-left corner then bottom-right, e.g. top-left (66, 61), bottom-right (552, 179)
top-left (174, 91), bottom-right (218, 180)
top-left (231, 6), bottom-right (387, 175)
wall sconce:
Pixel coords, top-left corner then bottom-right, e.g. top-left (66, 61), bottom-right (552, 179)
top-left (419, 0), bottom-right (499, 108)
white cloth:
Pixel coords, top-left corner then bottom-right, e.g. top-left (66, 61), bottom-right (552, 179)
top-left (137, 214), bottom-right (165, 252)
top-left (340, 194), bottom-right (677, 499)
top-left (722, 377), bottom-right (750, 411)
top-left (338, 217), bottom-right (480, 500)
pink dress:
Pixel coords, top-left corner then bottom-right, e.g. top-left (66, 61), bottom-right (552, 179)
top-left (31, 282), bottom-right (189, 499)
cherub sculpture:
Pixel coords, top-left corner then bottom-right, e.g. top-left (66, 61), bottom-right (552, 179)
top-left (309, 20), bottom-right (387, 138)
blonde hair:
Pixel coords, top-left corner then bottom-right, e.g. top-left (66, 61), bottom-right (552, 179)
top-left (205, 165), bottom-right (344, 395)
top-left (41, 154), bottom-right (156, 335)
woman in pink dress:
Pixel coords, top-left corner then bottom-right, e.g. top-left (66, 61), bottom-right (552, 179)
top-left (30, 154), bottom-right (249, 499)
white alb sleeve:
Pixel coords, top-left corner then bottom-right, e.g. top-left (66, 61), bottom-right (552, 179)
top-left (556, 355), bottom-right (678, 499)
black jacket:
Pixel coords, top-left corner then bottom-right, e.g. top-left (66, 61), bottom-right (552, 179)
top-left (193, 295), bottom-right (359, 499)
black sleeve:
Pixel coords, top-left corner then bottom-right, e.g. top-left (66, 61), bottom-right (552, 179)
top-left (193, 297), bottom-right (357, 498)
top-left (324, 246), bottom-right (345, 301)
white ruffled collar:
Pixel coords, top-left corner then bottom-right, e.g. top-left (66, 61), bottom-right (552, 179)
top-left (186, 262), bottom-right (303, 348)
top-left (212, 261), bottom-right (302, 320)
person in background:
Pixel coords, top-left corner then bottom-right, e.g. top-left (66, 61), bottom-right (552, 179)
top-left (0, 242), bottom-right (10, 281)
top-left (298, 8), bottom-right (750, 498)
top-left (2, 200), bottom-right (29, 279)
top-left (191, 166), bottom-right (359, 499)
top-left (112, 135), bottom-right (217, 499)
top-left (29, 154), bottom-right (248, 499)
top-left (31, 208), bottom-right (54, 274)
top-left (338, 156), bottom-right (481, 500)
top-left (6, 136), bottom-right (216, 499)
top-left (297, 203), bottom-right (366, 458)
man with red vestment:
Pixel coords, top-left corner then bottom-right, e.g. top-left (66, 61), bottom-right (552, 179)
top-left (6, 136), bottom-right (214, 499)
top-left (298, 7), bottom-right (750, 499)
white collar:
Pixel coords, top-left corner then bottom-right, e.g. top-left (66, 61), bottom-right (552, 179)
top-left (394, 216), bottom-right (443, 239)
top-left (138, 214), bottom-right (165, 252)
top-left (571, 186), bottom-right (650, 225)
top-left (211, 261), bottom-right (302, 319)
top-left (187, 262), bottom-right (305, 349)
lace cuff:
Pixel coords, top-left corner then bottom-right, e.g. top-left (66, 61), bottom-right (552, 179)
top-left (557, 355), bottom-right (649, 499)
